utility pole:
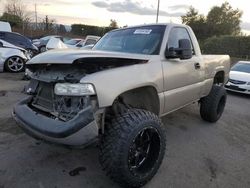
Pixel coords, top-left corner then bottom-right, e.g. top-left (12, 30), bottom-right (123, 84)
top-left (35, 3), bottom-right (38, 30)
top-left (45, 15), bottom-right (49, 31)
top-left (156, 0), bottom-right (160, 23)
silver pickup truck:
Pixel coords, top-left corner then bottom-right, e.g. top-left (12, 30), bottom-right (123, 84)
top-left (13, 23), bottom-right (230, 187)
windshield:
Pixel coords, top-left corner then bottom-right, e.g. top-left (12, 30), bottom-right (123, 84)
top-left (231, 62), bottom-right (250, 73)
top-left (65, 39), bottom-right (82, 45)
top-left (93, 25), bottom-right (166, 55)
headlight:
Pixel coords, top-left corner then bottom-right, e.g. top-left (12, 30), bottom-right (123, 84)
top-left (54, 83), bottom-right (95, 96)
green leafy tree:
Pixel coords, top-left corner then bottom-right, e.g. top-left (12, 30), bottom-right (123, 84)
top-left (207, 2), bottom-right (242, 36)
top-left (182, 2), bottom-right (242, 40)
top-left (0, 12), bottom-right (23, 27)
top-left (181, 7), bottom-right (208, 40)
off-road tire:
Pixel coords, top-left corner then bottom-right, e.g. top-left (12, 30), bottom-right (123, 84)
top-left (200, 85), bottom-right (227, 123)
top-left (99, 109), bottom-right (166, 187)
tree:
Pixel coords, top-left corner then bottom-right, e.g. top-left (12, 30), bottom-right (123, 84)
top-left (207, 2), bottom-right (242, 36)
top-left (0, 12), bottom-right (23, 27)
top-left (4, 0), bottom-right (25, 19)
top-left (0, 0), bottom-right (32, 31)
top-left (109, 19), bottom-right (118, 29)
top-left (182, 2), bottom-right (242, 40)
top-left (181, 7), bottom-right (208, 40)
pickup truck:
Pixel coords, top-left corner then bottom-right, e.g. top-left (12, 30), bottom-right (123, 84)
top-left (13, 23), bottom-right (230, 187)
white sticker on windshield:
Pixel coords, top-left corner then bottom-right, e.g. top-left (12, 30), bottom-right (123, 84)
top-left (134, 29), bottom-right (152, 34)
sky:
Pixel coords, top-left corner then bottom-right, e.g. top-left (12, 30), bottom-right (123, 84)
top-left (0, 0), bottom-right (250, 33)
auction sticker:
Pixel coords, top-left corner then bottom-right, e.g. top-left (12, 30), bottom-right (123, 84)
top-left (134, 29), bottom-right (152, 34)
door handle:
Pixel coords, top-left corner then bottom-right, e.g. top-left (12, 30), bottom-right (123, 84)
top-left (194, 62), bottom-right (200, 69)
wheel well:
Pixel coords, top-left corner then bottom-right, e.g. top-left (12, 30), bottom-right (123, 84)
top-left (109, 86), bottom-right (160, 116)
top-left (214, 71), bottom-right (225, 84)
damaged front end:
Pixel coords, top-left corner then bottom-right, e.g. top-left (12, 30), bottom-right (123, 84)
top-left (13, 64), bottom-right (101, 146)
top-left (13, 55), bottom-right (148, 146)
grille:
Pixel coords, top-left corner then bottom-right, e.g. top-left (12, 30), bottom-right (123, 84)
top-left (31, 81), bottom-right (89, 121)
top-left (229, 79), bottom-right (246, 85)
top-left (32, 82), bottom-right (54, 111)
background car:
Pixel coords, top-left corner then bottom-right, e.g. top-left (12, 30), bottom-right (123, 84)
top-left (46, 37), bottom-right (68, 50)
top-left (33, 35), bottom-right (64, 53)
top-left (67, 35), bottom-right (101, 48)
top-left (0, 31), bottom-right (38, 57)
top-left (72, 35), bottom-right (100, 48)
top-left (0, 39), bottom-right (29, 73)
top-left (0, 21), bottom-right (11, 32)
top-left (64, 38), bottom-right (83, 48)
top-left (225, 61), bottom-right (250, 94)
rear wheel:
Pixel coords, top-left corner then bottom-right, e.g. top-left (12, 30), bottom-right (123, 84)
top-left (4, 56), bottom-right (25, 73)
top-left (99, 109), bottom-right (166, 187)
top-left (200, 85), bottom-right (227, 122)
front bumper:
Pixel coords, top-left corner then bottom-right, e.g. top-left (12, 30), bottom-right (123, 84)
top-left (13, 97), bottom-right (99, 146)
top-left (225, 82), bottom-right (250, 94)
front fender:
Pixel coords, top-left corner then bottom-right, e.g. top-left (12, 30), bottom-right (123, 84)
top-left (0, 48), bottom-right (27, 61)
top-left (80, 61), bottom-right (163, 108)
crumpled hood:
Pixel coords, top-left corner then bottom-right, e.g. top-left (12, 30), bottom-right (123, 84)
top-left (27, 49), bottom-right (151, 65)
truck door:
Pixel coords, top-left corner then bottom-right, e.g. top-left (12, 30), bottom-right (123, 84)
top-left (162, 27), bottom-right (203, 114)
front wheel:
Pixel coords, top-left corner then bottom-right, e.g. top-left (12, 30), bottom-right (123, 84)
top-left (99, 109), bottom-right (166, 187)
top-left (200, 85), bottom-right (227, 123)
top-left (4, 56), bottom-right (25, 73)
top-left (39, 46), bottom-right (46, 53)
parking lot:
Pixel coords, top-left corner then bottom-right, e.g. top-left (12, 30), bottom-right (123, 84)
top-left (0, 72), bottom-right (250, 188)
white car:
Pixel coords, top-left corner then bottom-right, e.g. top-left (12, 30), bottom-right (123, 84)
top-left (225, 61), bottom-right (250, 94)
top-left (0, 39), bottom-right (29, 72)
top-left (46, 37), bottom-right (68, 50)
top-left (66, 35), bottom-right (100, 49)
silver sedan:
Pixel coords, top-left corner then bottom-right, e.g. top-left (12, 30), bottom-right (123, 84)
top-left (0, 39), bottom-right (29, 73)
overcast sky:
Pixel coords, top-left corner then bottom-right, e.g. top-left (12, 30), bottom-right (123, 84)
top-left (0, 0), bottom-right (250, 33)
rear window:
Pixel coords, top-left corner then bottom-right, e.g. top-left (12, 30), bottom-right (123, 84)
top-left (231, 62), bottom-right (250, 73)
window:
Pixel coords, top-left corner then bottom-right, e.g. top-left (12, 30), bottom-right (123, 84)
top-left (94, 25), bottom-right (166, 55)
top-left (0, 32), bottom-right (5, 39)
top-left (85, 39), bottom-right (97, 46)
top-left (231, 63), bottom-right (250, 73)
top-left (168, 27), bottom-right (194, 54)
top-left (6, 33), bottom-right (27, 45)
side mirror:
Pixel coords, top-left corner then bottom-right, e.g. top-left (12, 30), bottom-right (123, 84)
top-left (178, 39), bottom-right (192, 60)
top-left (165, 39), bottom-right (192, 60)
top-left (0, 42), bottom-right (3, 47)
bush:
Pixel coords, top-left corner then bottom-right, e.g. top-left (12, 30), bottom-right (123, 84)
top-left (201, 35), bottom-right (250, 59)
